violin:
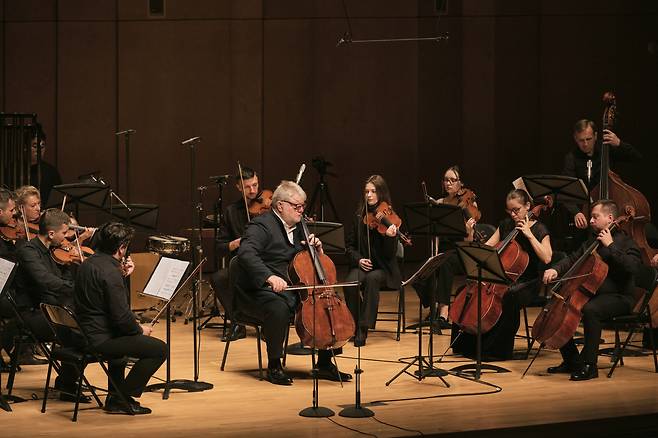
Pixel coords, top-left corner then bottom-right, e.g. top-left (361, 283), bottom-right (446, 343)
top-left (291, 218), bottom-right (355, 350)
top-left (450, 198), bottom-right (552, 335)
top-left (51, 239), bottom-right (95, 265)
top-left (453, 188), bottom-right (482, 222)
top-left (0, 216), bottom-right (38, 241)
top-left (248, 189), bottom-right (273, 217)
top-left (363, 202), bottom-right (412, 246)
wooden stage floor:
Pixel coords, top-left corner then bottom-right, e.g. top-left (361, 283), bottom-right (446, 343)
top-left (2, 291), bottom-right (658, 437)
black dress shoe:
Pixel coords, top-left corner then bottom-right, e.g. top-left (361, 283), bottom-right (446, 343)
top-left (222, 324), bottom-right (247, 342)
top-left (267, 367), bottom-right (293, 386)
top-left (18, 354), bottom-right (49, 366)
top-left (570, 363), bottom-right (598, 381)
top-left (547, 362), bottom-right (579, 374)
top-left (316, 364), bottom-right (352, 382)
top-left (436, 316), bottom-right (452, 330)
top-left (104, 395), bottom-right (151, 415)
top-left (59, 391), bottom-right (92, 403)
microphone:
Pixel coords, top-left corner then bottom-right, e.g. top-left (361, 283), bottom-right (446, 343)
top-left (336, 32), bottom-right (352, 47)
top-left (295, 164), bottom-right (306, 184)
top-left (68, 224), bottom-right (87, 232)
top-left (421, 181), bottom-right (438, 204)
top-left (586, 159), bottom-right (592, 183)
top-left (181, 136), bottom-right (201, 145)
top-left (209, 174), bottom-right (230, 184)
top-left (115, 129), bottom-right (136, 135)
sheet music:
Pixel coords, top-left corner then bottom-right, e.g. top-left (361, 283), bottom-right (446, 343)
top-left (0, 257), bottom-right (16, 293)
top-left (142, 257), bottom-right (190, 301)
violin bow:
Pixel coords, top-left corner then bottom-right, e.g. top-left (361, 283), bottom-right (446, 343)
top-left (237, 161), bottom-right (251, 222)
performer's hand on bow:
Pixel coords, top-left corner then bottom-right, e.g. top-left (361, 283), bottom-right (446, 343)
top-left (267, 275), bottom-right (288, 293)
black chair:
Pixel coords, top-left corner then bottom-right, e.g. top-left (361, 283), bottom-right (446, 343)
top-left (39, 303), bottom-right (134, 421)
top-left (604, 266), bottom-right (658, 378)
top-left (220, 258), bottom-right (289, 379)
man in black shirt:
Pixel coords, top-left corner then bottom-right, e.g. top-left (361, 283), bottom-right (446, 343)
top-left (235, 181), bottom-right (351, 385)
top-left (15, 209), bottom-right (84, 398)
top-left (0, 189), bottom-right (18, 370)
top-left (543, 200), bottom-right (641, 380)
top-left (211, 166), bottom-right (261, 341)
top-left (28, 125), bottom-right (62, 205)
top-left (562, 119), bottom-right (641, 230)
top-left (75, 222), bottom-right (166, 415)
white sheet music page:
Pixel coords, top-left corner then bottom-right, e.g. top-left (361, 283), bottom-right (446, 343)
top-left (142, 257), bottom-right (190, 301)
top-left (0, 257), bottom-right (16, 292)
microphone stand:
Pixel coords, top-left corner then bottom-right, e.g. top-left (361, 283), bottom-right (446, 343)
top-left (299, 220), bottom-right (334, 418)
top-left (115, 129), bottom-right (135, 203)
top-left (340, 209), bottom-right (374, 418)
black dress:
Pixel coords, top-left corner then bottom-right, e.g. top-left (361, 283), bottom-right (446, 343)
top-left (451, 218), bottom-right (550, 360)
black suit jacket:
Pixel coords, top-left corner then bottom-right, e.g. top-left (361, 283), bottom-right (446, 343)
top-left (551, 230), bottom-right (641, 297)
top-left (236, 211), bottom-right (303, 292)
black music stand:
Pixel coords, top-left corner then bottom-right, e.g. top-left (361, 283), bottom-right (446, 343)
top-left (450, 242), bottom-right (511, 380)
top-left (46, 182), bottom-right (110, 216)
top-left (107, 204), bottom-right (159, 230)
top-left (143, 257), bottom-right (213, 399)
top-left (385, 203), bottom-right (466, 386)
top-left (513, 175), bottom-right (590, 205)
top-left (0, 259), bottom-right (19, 412)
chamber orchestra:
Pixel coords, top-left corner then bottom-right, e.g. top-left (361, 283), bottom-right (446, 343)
top-left (1, 91), bottom-right (657, 425)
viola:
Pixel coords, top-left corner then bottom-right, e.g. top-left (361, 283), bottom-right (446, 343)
top-left (453, 188), bottom-right (482, 222)
top-left (450, 198), bottom-right (552, 335)
top-left (531, 216), bottom-right (628, 349)
top-left (290, 219), bottom-right (355, 350)
top-left (363, 201), bottom-right (412, 246)
top-left (51, 239), bottom-right (95, 265)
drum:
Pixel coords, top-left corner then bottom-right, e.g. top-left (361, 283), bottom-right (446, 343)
top-left (147, 235), bottom-right (191, 256)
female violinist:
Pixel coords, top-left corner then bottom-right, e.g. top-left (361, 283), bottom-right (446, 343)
top-left (541, 200), bottom-right (641, 380)
top-left (344, 175), bottom-right (402, 346)
top-left (14, 185), bottom-right (41, 239)
top-left (413, 165), bottom-right (479, 330)
top-left (452, 189), bottom-right (552, 360)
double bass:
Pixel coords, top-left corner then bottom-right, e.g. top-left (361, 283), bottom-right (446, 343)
top-left (450, 199), bottom-right (551, 335)
top-left (290, 218), bottom-right (355, 350)
top-left (592, 91), bottom-right (657, 265)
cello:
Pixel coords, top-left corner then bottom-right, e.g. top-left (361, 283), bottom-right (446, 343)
top-left (531, 215), bottom-right (629, 350)
top-left (591, 91), bottom-right (657, 265)
top-left (290, 218), bottom-right (355, 350)
top-left (450, 198), bottom-right (552, 335)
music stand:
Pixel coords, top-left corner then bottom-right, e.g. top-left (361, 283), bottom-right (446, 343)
top-left (450, 242), bottom-right (511, 380)
top-left (512, 175), bottom-right (590, 205)
top-left (107, 204), bottom-right (159, 229)
top-left (143, 257), bottom-right (213, 399)
top-left (0, 258), bottom-right (18, 412)
top-left (46, 182), bottom-right (109, 216)
top-left (385, 203), bottom-right (466, 386)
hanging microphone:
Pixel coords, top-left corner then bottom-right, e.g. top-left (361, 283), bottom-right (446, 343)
top-left (181, 136), bottom-right (201, 145)
top-left (209, 174), bottom-right (230, 184)
top-left (336, 32), bottom-right (352, 47)
top-left (295, 164), bottom-right (306, 184)
top-left (115, 129), bottom-right (136, 135)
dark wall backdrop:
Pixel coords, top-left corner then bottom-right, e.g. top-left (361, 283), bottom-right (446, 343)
top-left (2, 0), bottom-right (657, 259)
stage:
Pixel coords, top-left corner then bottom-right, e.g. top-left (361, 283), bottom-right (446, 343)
top-left (2, 291), bottom-right (658, 437)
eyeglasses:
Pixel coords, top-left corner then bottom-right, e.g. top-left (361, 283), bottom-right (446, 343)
top-left (506, 207), bottom-right (524, 215)
top-left (443, 178), bottom-right (460, 184)
top-left (282, 200), bottom-right (306, 212)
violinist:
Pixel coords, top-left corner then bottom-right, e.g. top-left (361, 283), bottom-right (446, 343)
top-left (15, 185), bottom-right (42, 238)
top-left (0, 188), bottom-right (18, 260)
top-left (14, 208), bottom-right (90, 401)
top-left (344, 175), bottom-right (401, 347)
top-left (234, 181), bottom-right (351, 385)
top-left (210, 166), bottom-right (262, 342)
top-left (413, 165), bottom-right (479, 329)
top-left (543, 200), bottom-right (641, 380)
top-left (453, 189), bottom-right (552, 361)
top-left (562, 119), bottom-right (641, 231)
